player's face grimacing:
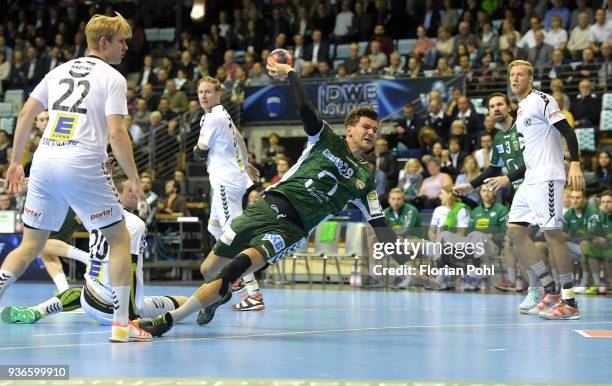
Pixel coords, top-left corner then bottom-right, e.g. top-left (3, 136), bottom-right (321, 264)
top-left (346, 116), bottom-right (378, 153)
top-left (488, 96), bottom-right (509, 122)
top-left (509, 65), bottom-right (532, 97)
top-left (104, 34), bottom-right (129, 65)
top-left (198, 82), bottom-right (221, 112)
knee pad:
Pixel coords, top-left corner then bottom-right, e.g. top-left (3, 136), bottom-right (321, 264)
top-left (214, 253), bottom-right (252, 296)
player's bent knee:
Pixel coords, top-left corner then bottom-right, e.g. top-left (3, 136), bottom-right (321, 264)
top-left (213, 253), bottom-right (252, 296)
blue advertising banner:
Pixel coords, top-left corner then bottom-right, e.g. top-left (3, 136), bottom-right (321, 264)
top-left (243, 76), bottom-right (464, 124)
top-left (0, 234), bottom-right (49, 280)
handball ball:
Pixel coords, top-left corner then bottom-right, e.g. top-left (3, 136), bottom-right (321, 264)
top-left (269, 49), bottom-right (293, 67)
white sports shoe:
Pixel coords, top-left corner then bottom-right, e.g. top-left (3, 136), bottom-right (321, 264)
top-left (518, 287), bottom-right (544, 314)
top-left (109, 321), bottom-right (153, 342)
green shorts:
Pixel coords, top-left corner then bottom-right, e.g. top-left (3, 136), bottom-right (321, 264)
top-left (582, 242), bottom-right (612, 263)
top-left (49, 208), bottom-right (81, 243)
top-left (212, 198), bottom-right (308, 265)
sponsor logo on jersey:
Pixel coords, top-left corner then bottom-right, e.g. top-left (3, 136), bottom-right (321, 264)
top-left (50, 114), bottom-right (78, 141)
top-left (495, 144), bottom-right (504, 154)
top-left (262, 233), bottom-right (286, 253)
top-left (41, 138), bottom-right (79, 147)
top-left (548, 110), bottom-right (562, 119)
top-left (512, 141), bottom-right (519, 151)
top-left (323, 149), bottom-right (354, 178)
top-left (523, 118), bottom-right (531, 126)
top-left (24, 207), bottom-right (42, 220)
top-left (90, 208), bottom-right (113, 221)
top-left (367, 190), bottom-right (382, 216)
top-left (355, 180), bottom-right (365, 189)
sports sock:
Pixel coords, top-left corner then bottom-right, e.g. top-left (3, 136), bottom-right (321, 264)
top-left (578, 272), bottom-right (589, 287)
top-left (36, 296), bottom-right (63, 315)
top-left (112, 286), bottom-right (130, 326)
top-left (530, 261), bottom-right (555, 293)
top-left (551, 268), bottom-right (559, 290)
top-left (0, 269), bottom-right (16, 299)
top-left (243, 273), bottom-right (260, 297)
top-left (592, 271), bottom-right (601, 286)
top-left (527, 269), bottom-right (540, 288)
top-left (52, 273), bottom-right (69, 292)
top-left (507, 267), bottom-right (517, 284)
top-left (169, 296), bottom-right (202, 323)
top-left (67, 247), bottom-right (90, 265)
top-left (559, 273), bottom-right (577, 308)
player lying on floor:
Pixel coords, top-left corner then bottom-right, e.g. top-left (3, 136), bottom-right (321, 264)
top-left (2, 168), bottom-right (188, 327)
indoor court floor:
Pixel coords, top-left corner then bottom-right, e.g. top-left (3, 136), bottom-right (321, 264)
top-left (0, 283), bottom-right (611, 385)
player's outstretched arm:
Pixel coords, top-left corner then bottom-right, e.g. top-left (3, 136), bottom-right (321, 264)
top-left (266, 59), bottom-right (323, 135)
top-left (5, 98), bottom-right (45, 193)
top-left (553, 119), bottom-right (584, 191)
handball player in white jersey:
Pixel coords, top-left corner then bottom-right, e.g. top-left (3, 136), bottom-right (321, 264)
top-left (193, 76), bottom-right (265, 316)
top-left (0, 13), bottom-right (152, 341)
top-left (484, 60), bottom-right (585, 320)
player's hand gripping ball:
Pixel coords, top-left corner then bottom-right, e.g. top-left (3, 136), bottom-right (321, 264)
top-left (269, 49), bottom-right (293, 66)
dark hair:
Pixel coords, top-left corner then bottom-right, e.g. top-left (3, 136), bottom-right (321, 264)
top-left (345, 107), bottom-right (378, 127)
top-left (168, 179), bottom-right (180, 193)
top-left (486, 92), bottom-right (511, 109)
top-left (595, 150), bottom-right (611, 176)
top-left (601, 189), bottom-right (612, 198)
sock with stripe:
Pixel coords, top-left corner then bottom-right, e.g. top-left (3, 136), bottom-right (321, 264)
top-left (530, 261), bottom-right (556, 294)
top-left (0, 269), bottom-right (16, 299)
top-left (112, 286), bottom-right (130, 326)
top-left (36, 296), bottom-right (63, 316)
top-left (560, 272), bottom-right (577, 308)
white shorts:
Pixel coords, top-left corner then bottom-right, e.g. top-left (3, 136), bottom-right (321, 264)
top-left (508, 180), bottom-right (565, 229)
top-left (208, 184), bottom-right (245, 239)
top-left (24, 157), bottom-right (123, 232)
top-left (80, 286), bottom-right (178, 325)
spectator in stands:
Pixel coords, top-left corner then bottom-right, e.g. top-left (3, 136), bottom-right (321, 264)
top-left (544, 0), bottom-right (570, 30)
top-left (247, 152), bottom-right (264, 181)
top-left (434, 57), bottom-right (454, 76)
top-left (355, 55), bottom-right (376, 77)
top-left (332, 0), bottom-right (353, 43)
top-left (371, 24), bottom-right (394, 58)
top-left (160, 179), bottom-right (189, 217)
top-left (0, 130), bottom-right (11, 166)
top-left (406, 55), bottom-right (424, 78)
top-left (419, 0), bottom-right (440, 37)
top-left (140, 176), bottom-right (158, 210)
top-left (367, 40), bottom-right (388, 71)
top-left (304, 29), bottom-right (329, 65)
top-left (568, 12), bottom-right (592, 60)
top-left (148, 111), bottom-right (164, 135)
top-left (125, 115), bottom-right (145, 146)
top-left (178, 51), bottom-right (195, 80)
top-left (546, 48), bottom-right (571, 82)
top-left (589, 9), bottom-right (612, 54)
top-left (570, 0), bottom-right (594, 30)
top-left (423, 97), bottom-right (451, 140)
top-left (519, 15), bottom-right (545, 49)
top-left (505, 33), bottom-right (528, 61)
top-left (162, 80), bottom-right (188, 115)
top-left (381, 51), bottom-right (403, 78)
top-left (413, 25), bottom-right (435, 59)
top-left (473, 132), bottom-right (492, 170)
top-left (365, 155), bottom-right (388, 202)
top-left (449, 119), bottom-right (473, 153)
top-left (133, 99), bottom-right (151, 129)
top-left (498, 49), bottom-right (515, 69)
top-left (499, 19), bottom-right (522, 51)
top-left (342, 42), bottom-right (360, 75)
top-left (528, 29), bottom-right (553, 68)
top-left (351, 1), bottom-right (372, 41)
top-left (269, 155), bottom-right (290, 185)
top-left (43, 46), bottom-right (62, 73)
top-left (335, 63), bottom-right (350, 81)
top-left (317, 61), bottom-right (333, 79)
top-left (139, 83), bottom-right (158, 113)
top-left (0, 193), bottom-right (15, 210)
top-left (454, 21), bottom-right (478, 51)
top-left (311, 2), bottom-right (333, 38)
top-left (454, 96), bottom-right (483, 135)
top-left (181, 100), bottom-right (202, 135)
top-left (446, 136), bottom-right (468, 178)
top-left (8, 49), bottom-right (27, 89)
top-left (440, 0), bottom-right (459, 33)
top-left (374, 138), bottom-right (399, 190)
top-left (545, 15), bottom-right (568, 50)
top-left (552, 91), bottom-right (575, 128)
top-left (598, 41), bottom-right (612, 88)
top-left (392, 103), bottom-right (422, 151)
top-left (173, 169), bottom-right (188, 196)
top-left (0, 35), bottom-right (13, 61)
top-left (292, 34), bottom-right (305, 62)
top-left (269, 32), bottom-right (287, 52)
top-left (594, 150), bottom-right (612, 192)
top-left (221, 50), bottom-right (239, 80)
top-left (33, 109), bottom-right (48, 138)
top-left (572, 79), bottom-right (601, 127)
top-left (0, 51), bottom-right (9, 92)
top-left (455, 154), bottom-right (480, 204)
top-left (419, 158), bottom-right (453, 209)
top-left (247, 62), bottom-right (271, 86)
top-left (573, 47), bottom-right (599, 85)
top-left (243, 20), bottom-right (263, 56)
top-left (262, 133), bottom-right (285, 180)
top-left (398, 159), bottom-right (424, 201)
top-left (550, 78), bottom-right (571, 111)
top-left (435, 26), bottom-right (455, 59)
top-left (230, 67), bottom-right (247, 105)
top-left (479, 21), bottom-right (499, 56)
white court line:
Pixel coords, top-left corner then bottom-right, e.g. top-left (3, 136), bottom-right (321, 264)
top-left (487, 348), bottom-right (509, 352)
top-left (574, 330), bottom-right (591, 338)
top-left (3, 321), bottom-right (612, 351)
top-left (33, 331), bottom-right (109, 337)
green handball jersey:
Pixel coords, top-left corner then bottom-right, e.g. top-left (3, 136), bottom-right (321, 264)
top-left (563, 205), bottom-right (599, 241)
top-left (469, 203), bottom-right (509, 234)
top-left (383, 204), bottom-right (421, 237)
top-left (269, 124), bottom-right (383, 232)
top-left (490, 122), bottom-right (525, 189)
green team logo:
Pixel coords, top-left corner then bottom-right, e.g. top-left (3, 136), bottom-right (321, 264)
top-left (512, 141), bottom-right (519, 151)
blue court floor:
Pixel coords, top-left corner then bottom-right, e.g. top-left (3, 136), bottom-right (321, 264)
top-left (0, 283), bottom-right (611, 384)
